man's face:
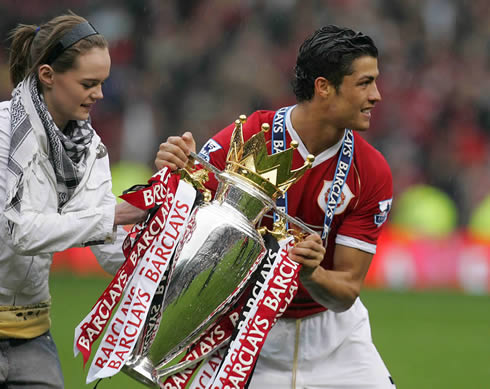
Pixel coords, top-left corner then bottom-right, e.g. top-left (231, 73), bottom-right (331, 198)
top-left (327, 55), bottom-right (381, 131)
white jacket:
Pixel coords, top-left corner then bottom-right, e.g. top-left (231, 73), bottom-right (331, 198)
top-left (0, 100), bottom-right (126, 306)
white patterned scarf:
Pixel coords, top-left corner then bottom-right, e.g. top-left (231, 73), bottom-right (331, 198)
top-left (6, 76), bottom-right (94, 216)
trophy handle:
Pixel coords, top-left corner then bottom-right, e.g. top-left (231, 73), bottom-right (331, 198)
top-left (189, 151), bottom-right (223, 179)
top-left (189, 152), bottom-right (318, 239)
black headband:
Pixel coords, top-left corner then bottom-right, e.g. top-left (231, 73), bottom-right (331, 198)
top-left (45, 22), bottom-right (99, 65)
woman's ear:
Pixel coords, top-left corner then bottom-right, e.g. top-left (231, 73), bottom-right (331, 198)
top-left (38, 64), bottom-right (54, 88)
top-left (314, 76), bottom-right (332, 99)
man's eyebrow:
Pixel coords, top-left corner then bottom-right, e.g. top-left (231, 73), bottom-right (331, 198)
top-left (359, 75), bottom-right (375, 81)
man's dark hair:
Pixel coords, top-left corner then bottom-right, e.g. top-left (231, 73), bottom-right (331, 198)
top-left (292, 25), bottom-right (378, 102)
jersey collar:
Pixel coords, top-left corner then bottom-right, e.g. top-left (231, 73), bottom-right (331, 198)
top-left (286, 105), bottom-right (345, 167)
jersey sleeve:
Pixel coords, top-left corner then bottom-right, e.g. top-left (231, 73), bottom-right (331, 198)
top-left (196, 111), bottom-right (267, 194)
top-left (196, 122), bottom-right (234, 194)
top-left (336, 151), bottom-right (393, 254)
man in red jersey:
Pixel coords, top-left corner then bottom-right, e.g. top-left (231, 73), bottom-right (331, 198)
top-left (155, 25), bottom-right (395, 389)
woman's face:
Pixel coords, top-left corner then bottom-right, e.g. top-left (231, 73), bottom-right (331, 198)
top-left (42, 47), bottom-right (111, 130)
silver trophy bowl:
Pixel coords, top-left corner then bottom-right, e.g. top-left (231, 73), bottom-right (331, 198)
top-left (122, 171), bottom-right (274, 385)
top-left (121, 113), bottom-right (316, 386)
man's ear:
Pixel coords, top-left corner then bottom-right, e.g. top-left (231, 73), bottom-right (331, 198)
top-left (38, 64), bottom-right (54, 88)
top-left (314, 77), bottom-right (333, 99)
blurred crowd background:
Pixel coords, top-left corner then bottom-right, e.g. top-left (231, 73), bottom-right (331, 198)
top-left (1, 0), bottom-right (489, 234)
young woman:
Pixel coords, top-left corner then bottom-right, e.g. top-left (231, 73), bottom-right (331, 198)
top-left (0, 12), bottom-right (146, 387)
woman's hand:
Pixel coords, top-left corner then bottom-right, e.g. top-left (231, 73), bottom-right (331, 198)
top-left (114, 201), bottom-right (148, 226)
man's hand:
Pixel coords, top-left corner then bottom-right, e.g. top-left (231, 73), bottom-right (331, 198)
top-left (288, 234), bottom-right (326, 279)
top-left (155, 132), bottom-right (196, 171)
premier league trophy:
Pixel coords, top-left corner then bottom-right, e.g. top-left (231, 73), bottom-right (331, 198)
top-left (112, 116), bottom-right (314, 386)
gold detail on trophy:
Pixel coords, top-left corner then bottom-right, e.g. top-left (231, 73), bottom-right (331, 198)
top-left (258, 219), bottom-right (311, 243)
top-left (258, 218), bottom-right (289, 241)
top-left (225, 115), bottom-right (315, 199)
top-left (179, 158), bottom-right (212, 202)
top-left (288, 228), bottom-right (310, 244)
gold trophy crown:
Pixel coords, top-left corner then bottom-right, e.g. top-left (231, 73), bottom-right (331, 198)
top-left (225, 114), bottom-right (315, 200)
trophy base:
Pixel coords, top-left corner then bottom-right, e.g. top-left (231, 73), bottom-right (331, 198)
top-left (122, 356), bottom-right (157, 387)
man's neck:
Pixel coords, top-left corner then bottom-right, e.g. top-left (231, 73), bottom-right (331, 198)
top-left (290, 103), bottom-right (345, 156)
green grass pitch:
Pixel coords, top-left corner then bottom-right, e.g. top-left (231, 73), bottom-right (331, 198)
top-left (49, 273), bottom-right (490, 388)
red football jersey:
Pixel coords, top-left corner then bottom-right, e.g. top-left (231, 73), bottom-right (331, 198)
top-left (197, 109), bottom-right (393, 318)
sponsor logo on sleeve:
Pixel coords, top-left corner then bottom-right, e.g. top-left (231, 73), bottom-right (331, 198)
top-left (374, 198), bottom-right (392, 227)
top-left (198, 139), bottom-right (222, 162)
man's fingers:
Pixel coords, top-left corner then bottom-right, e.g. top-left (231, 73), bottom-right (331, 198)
top-left (181, 131), bottom-right (196, 153)
top-left (155, 142), bottom-right (190, 170)
top-left (154, 132), bottom-right (197, 172)
top-left (291, 246), bottom-right (320, 259)
top-left (288, 233), bottom-right (325, 269)
top-left (167, 136), bottom-right (192, 155)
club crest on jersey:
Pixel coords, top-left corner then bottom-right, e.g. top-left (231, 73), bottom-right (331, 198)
top-left (198, 139), bottom-right (222, 162)
top-left (374, 198), bottom-right (392, 227)
top-left (317, 180), bottom-right (354, 216)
